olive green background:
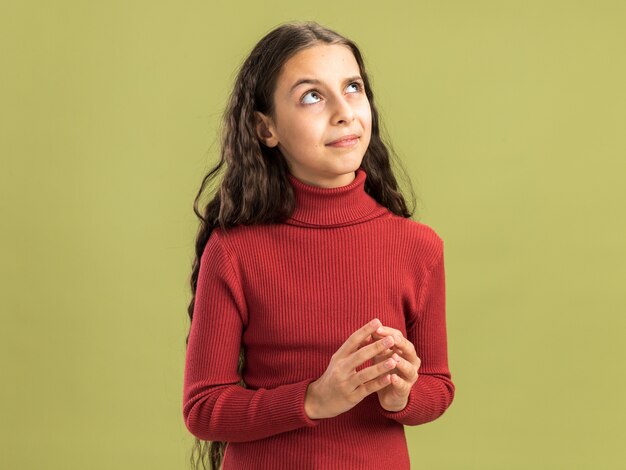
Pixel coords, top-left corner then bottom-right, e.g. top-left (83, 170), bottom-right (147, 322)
top-left (2, 1), bottom-right (625, 469)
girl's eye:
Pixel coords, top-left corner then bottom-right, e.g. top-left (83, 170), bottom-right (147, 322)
top-left (300, 81), bottom-right (363, 105)
top-left (346, 82), bottom-right (362, 93)
top-left (301, 90), bottom-right (321, 105)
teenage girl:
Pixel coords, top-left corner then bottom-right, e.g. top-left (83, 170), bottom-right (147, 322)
top-left (183, 20), bottom-right (455, 470)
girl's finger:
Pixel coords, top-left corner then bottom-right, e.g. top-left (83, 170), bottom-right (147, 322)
top-left (389, 373), bottom-right (411, 392)
top-left (372, 325), bottom-right (403, 341)
top-left (357, 334), bottom-right (374, 349)
top-left (372, 348), bottom-right (395, 365)
top-left (372, 328), bottom-right (419, 367)
top-left (391, 353), bottom-right (419, 382)
top-left (380, 333), bottom-right (419, 366)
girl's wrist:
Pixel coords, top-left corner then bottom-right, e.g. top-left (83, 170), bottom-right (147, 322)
top-left (381, 398), bottom-right (408, 412)
top-left (304, 381), bottom-right (322, 420)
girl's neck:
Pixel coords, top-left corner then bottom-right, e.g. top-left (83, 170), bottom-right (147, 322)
top-left (285, 167), bottom-right (389, 228)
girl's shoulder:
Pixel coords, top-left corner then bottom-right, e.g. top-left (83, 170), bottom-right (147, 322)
top-left (384, 215), bottom-right (445, 265)
top-left (386, 213), bottom-right (443, 243)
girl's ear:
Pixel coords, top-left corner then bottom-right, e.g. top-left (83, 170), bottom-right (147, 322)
top-left (254, 111), bottom-right (279, 147)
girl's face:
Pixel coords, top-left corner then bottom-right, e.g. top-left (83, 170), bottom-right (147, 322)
top-left (255, 44), bottom-right (372, 188)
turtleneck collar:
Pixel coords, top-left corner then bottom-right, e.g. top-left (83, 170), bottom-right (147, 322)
top-left (285, 167), bottom-right (390, 228)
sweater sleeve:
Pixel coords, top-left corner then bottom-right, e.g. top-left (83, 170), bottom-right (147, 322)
top-left (377, 243), bottom-right (455, 425)
top-left (182, 230), bottom-right (321, 442)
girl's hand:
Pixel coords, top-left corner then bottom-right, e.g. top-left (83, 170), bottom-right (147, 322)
top-left (304, 319), bottom-right (409, 420)
top-left (369, 325), bottom-right (421, 412)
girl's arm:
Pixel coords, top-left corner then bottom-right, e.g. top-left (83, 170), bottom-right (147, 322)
top-left (182, 231), bottom-right (321, 442)
top-left (377, 244), bottom-right (456, 425)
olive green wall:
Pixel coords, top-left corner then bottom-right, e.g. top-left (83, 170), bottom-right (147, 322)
top-left (2, 1), bottom-right (625, 468)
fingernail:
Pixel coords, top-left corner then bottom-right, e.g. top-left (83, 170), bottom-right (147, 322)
top-left (383, 336), bottom-right (394, 347)
top-left (370, 318), bottom-right (380, 327)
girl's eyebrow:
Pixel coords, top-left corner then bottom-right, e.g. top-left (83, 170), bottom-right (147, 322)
top-left (289, 75), bottom-right (363, 95)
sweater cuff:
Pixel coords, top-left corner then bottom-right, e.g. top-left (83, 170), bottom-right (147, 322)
top-left (376, 382), bottom-right (418, 422)
top-left (271, 378), bottom-right (322, 429)
top-left (376, 375), bottom-right (454, 426)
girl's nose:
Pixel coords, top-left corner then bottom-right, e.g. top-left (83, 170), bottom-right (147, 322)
top-left (331, 96), bottom-right (355, 124)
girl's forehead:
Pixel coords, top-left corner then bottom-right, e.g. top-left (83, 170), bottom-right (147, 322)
top-left (278, 44), bottom-right (360, 90)
top-left (283, 44), bottom-right (356, 72)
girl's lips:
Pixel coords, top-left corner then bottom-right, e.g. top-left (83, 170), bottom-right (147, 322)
top-left (326, 137), bottom-right (359, 147)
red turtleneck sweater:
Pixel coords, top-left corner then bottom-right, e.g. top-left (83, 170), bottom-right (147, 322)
top-left (182, 168), bottom-right (455, 469)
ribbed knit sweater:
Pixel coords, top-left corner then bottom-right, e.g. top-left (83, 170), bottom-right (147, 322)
top-left (182, 167), bottom-right (455, 469)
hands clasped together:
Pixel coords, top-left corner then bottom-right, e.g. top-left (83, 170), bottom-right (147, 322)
top-left (304, 318), bottom-right (421, 420)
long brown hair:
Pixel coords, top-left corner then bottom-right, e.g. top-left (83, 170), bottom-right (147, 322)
top-left (185, 20), bottom-right (419, 470)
